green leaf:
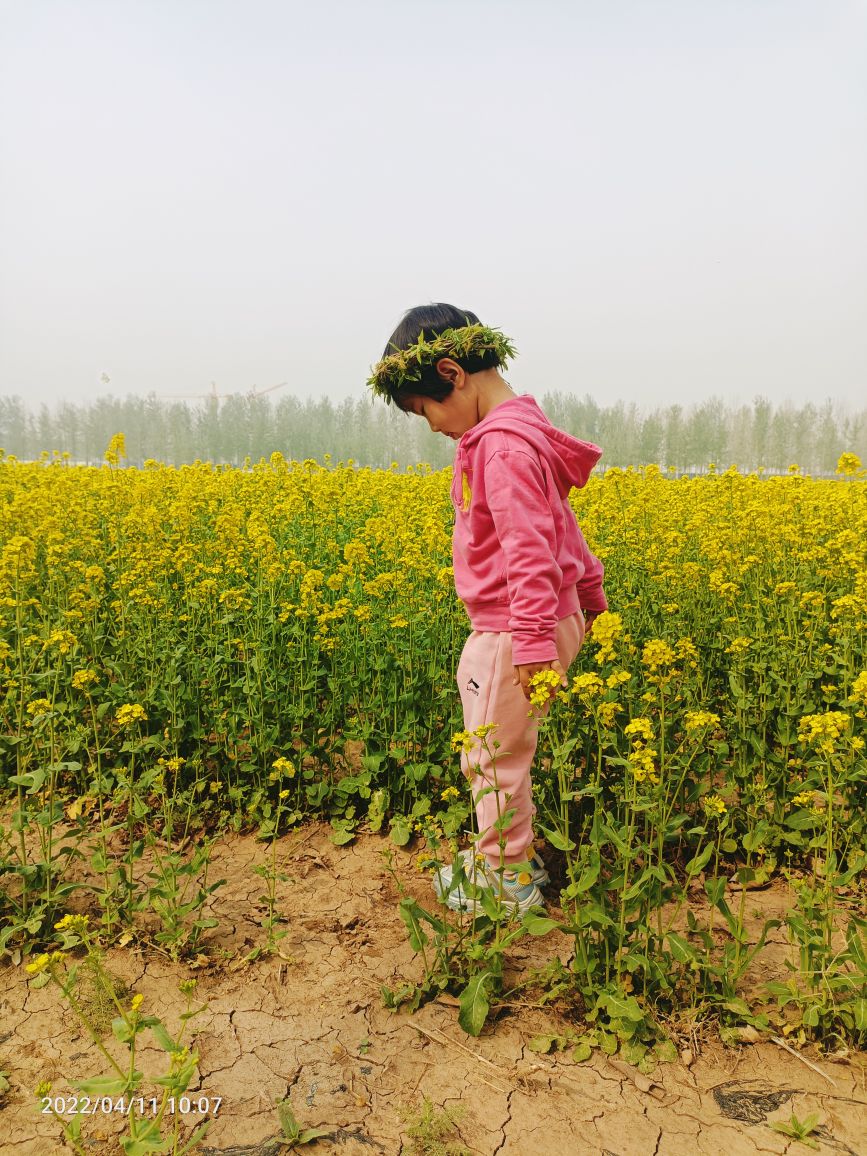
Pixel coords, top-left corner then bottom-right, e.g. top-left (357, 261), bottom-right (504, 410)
top-left (597, 990), bottom-right (646, 1023)
top-left (330, 826), bottom-right (356, 846)
top-left (479, 884), bottom-right (504, 922)
top-left (121, 1135), bottom-right (169, 1156)
top-left (149, 1020), bottom-right (179, 1053)
top-left (685, 842), bottom-right (714, 877)
top-left (765, 981), bottom-right (796, 1001)
top-left (783, 808), bottom-right (818, 831)
top-left (599, 1031), bottom-right (618, 1055)
top-left (528, 1035), bottom-right (557, 1054)
top-left (655, 1039), bottom-right (678, 1063)
top-left (413, 905), bottom-right (448, 935)
top-left (565, 852), bottom-right (600, 895)
top-left (298, 1128), bottom-right (334, 1143)
top-left (802, 1003), bottom-right (821, 1027)
top-left (389, 816), bottom-right (412, 847)
top-left (522, 912), bottom-right (561, 937)
top-left (397, 898), bottom-right (428, 953)
top-left (458, 971), bottom-right (492, 1037)
top-left (111, 1016), bottom-right (135, 1044)
top-left (620, 1040), bottom-right (647, 1065)
top-left (72, 1075), bottom-right (129, 1096)
top-left (537, 824), bottom-right (576, 852)
top-left (571, 1039), bottom-right (593, 1063)
top-left (666, 932), bottom-right (697, 965)
top-left (723, 997), bottom-right (751, 1017)
top-left (8, 769), bottom-right (47, 793)
top-left (175, 1120), bottom-right (212, 1155)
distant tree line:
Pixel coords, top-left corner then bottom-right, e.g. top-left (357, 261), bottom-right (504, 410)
top-left (0, 391), bottom-right (863, 475)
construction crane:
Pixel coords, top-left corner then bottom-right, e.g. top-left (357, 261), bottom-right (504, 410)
top-left (163, 382), bottom-right (289, 405)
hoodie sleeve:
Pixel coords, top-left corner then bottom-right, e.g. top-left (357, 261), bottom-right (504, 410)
top-left (483, 448), bottom-right (563, 665)
top-left (574, 524), bottom-right (608, 616)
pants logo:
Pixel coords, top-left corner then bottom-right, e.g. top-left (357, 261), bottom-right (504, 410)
top-left (466, 677), bottom-right (480, 697)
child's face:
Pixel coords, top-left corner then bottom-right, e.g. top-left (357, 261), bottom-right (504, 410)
top-left (401, 384), bottom-right (479, 440)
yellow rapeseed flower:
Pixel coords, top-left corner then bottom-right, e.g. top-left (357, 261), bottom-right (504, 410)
top-left (726, 637), bottom-right (752, 655)
top-left (471, 723), bottom-right (499, 740)
top-left (451, 730), bottom-right (474, 754)
top-left (528, 669), bottom-right (560, 708)
top-left (624, 718), bottom-right (654, 743)
top-left (71, 669), bottom-right (98, 691)
top-left (589, 611), bottom-right (622, 664)
top-left (54, 913), bottom-right (89, 934)
top-left (684, 710), bottom-right (721, 732)
top-left (702, 794), bottom-right (727, 818)
top-left (115, 703), bottom-right (147, 727)
top-left (797, 711), bottom-right (852, 755)
top-left (835, 452), bottom-right (863, 477)
top-left (571, 672), bottom-right (604, 696)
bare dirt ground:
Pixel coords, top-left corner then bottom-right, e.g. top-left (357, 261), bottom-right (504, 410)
top-left (1, 824), bottom-right (865, 1155)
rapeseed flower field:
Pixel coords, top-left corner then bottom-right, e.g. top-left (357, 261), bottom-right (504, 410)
top-left (2, 448), bottom-right (866, 1055)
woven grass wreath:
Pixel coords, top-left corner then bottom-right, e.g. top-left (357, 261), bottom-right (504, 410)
top-left (367, 324), bottom-right (516, 401)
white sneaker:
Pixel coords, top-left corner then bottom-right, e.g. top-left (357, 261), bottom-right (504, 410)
top-left (432, 848), bottom-right (549, 914)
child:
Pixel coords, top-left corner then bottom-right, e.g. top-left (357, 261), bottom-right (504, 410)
top-left (367, 303), bottom-right (608, 913)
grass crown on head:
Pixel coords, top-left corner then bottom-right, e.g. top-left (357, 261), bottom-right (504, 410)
top-left (367, 303), bottom-right (517, 406)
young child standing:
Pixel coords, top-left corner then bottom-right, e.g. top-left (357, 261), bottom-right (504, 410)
top-left (367, 303), bottom-right (608, 913)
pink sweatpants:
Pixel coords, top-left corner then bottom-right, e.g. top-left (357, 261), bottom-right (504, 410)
top-left (456, 611), bottom-right (586, 865)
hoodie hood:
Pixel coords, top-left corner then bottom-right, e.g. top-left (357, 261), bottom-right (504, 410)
top-left (456, 394), bottom-right (602, 497)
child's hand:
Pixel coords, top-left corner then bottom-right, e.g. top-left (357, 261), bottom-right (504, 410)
top-left (512, 660), bottom-right (568, 704)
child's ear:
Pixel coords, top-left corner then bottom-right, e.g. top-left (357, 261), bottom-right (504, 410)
top-left (435, 357), bottom-right (462, 386)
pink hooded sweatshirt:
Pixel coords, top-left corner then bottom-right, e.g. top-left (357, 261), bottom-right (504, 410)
top-left (450, 394), bottom-right (607, 666)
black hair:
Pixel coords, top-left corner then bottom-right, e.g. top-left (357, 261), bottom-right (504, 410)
top-left (382, 303), bottom-right (503, 410)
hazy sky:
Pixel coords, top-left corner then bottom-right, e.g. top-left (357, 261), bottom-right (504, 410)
top-left (1, 0), bottom-right (865, 413)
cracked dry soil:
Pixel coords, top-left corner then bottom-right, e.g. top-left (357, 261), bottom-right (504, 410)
top-left (1, 825), bottom-right (865, 1155)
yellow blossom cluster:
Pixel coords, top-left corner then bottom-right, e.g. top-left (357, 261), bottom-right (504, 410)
top-left (42, 629), bottom-right (78, 655)
top-left (702, 794), bottom-right (727, 818)
top-left (571, 671), bottom-right (604, 697)
top-left (528, 668), bottom-right (561, 709)
top-left (726, 637), bottom-right (752, 656)
top-left (684, 710), bottom-right (721, 732)
top-left (25, 951), bottom-right (66, 975)
top-left (157, 756), bottom-right (186, 773)
top-left (54, 913), bottom-right (89, 934)
top-left (849, 671), bottom-right (867, 717)
top-left (270, 756), bottom-right (297, 779)
top-left (623, 718), bottom-right (659, 785)
top-left (587, 611), bottom-right (622, 664)
top-left (115, 703), bottom-right (147, 727)
top-left (797, 711), bottom-right (853, 755)
top-left (835, 452), bottom-right (864, 477)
